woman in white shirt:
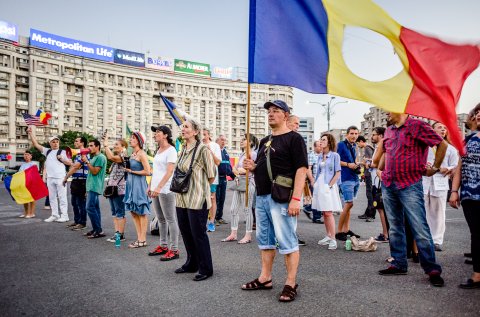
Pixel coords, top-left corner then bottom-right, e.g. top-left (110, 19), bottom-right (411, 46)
top-left (423, 122), bottom-right (459, 251)
top-left (147, 125), bottom-right (180, 261)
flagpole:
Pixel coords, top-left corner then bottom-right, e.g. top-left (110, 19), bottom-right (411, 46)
top-left (245, 83), bottom-right (251, 208)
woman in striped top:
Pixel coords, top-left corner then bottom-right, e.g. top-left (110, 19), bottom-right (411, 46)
top-left (175, 119), bottom-right (216, 281)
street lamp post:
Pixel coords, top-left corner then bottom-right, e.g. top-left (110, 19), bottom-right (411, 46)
top-left (307, 97), bottom-right (348, 132)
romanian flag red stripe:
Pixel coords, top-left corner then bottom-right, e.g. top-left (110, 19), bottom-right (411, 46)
top-left (400, 27), bottom-right (480, 153)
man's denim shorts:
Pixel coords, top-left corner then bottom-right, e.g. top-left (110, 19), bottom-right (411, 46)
top-left (255, 194), bottom-right (298, 254)
top-left (210, 184), bottom-right (218, 193)
top-left (339, 180), bottom-right (359, 203)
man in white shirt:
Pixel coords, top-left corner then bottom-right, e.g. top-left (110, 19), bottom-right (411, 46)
top-left (27, 127), bottom-right (71, 222)
top-left (202, 128), bottom-right (221, 232)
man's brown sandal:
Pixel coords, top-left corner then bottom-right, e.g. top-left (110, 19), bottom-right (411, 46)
top-left (241, 278), bottom-right (273, 290)
top-left (279, 284), bottom-right (298, 302)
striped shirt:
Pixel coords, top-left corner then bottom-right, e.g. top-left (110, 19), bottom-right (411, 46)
top-left (175, 143), bottom-right (216, 210)
top-left (382, 117), bottom-right (443, 189)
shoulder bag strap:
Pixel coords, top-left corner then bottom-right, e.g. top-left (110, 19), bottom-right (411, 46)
top-left (113, 163), bottom-right (125, 185)
top-left (187, 141), bottom-right (200, 172)
top-left (266, 135), bottom-right (273, 182)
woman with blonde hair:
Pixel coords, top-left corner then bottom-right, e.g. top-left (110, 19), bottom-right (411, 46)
top-left (103, 134), bottom-right (128, 242)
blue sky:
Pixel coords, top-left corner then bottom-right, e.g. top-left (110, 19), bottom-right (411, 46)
top-left (2, 0), bottom-right (479, 137)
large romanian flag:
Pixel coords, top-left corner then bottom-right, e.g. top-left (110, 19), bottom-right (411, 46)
top-left (4, 165), bottom-right (48, 204)
top-left (248, 0), bottom-right (480, 154)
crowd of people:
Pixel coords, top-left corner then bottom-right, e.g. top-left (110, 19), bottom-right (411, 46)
top-left (16, 100), bottom-right (480, 302)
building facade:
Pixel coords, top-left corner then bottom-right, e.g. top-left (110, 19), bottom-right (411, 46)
top-left (298, 117), bottom-right (315, 152)
top-left (360, 106), bottom-right (470, 142)
top-left (0, 36), bottom-right (293, 166)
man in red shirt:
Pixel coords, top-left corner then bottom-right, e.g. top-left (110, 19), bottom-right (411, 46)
top-left (377, 113), bottom-right (448, 287)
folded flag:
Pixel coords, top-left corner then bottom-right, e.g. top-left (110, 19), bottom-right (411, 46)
top-left (160, 93), bottom-right (189, 126)
top-left (22, 113), bottom-right (43, 126)
top-left (4, 165), bottom-right (48, 204)
top-left (248, 0), bottom-right (480, 154)
top-left (35, 109), bottom-right (52, 124)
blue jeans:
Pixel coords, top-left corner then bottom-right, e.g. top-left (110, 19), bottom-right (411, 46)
top-left (109, 195), bottom-right (125, 218)
top-left (256, 194), bottom-right (298, 255)
top-left (382, 181), bottom-right (441, 274)
top-left (339, 180), bottom-right (359, 203)
top-left (71, 194), bottom-right (87, 225)
top-left (86, 191), bottom-right (102, 233)
top-left (215, 176), bottom-right (227, 220)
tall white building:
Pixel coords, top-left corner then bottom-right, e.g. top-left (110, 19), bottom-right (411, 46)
top-left (298, 117), bottom-right (315, 152)
top-left (0, 34), bottom-right (293, 166)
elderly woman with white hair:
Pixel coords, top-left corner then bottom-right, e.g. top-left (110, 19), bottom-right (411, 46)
top-left (173, 118), bottom-right (216, 281)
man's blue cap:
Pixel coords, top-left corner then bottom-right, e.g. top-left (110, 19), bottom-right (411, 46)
top-left (263, 100), bottom-right (290, 113)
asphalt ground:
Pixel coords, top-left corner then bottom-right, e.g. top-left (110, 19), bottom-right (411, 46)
top-left (0, 182), bottom-right (479, 317)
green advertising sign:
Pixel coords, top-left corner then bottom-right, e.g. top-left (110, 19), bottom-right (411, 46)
top-left (174, 59), bottom-right (211, 76)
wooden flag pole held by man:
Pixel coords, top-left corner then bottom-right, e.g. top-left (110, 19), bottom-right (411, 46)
top-left (245, 84), bottom-right (251, 207)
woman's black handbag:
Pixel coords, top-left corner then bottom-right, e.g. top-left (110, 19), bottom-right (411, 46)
top-left (170, 142), bottom-right (199, 194)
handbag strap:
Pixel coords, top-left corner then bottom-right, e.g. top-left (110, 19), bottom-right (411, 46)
top-left (112, 161), bottom-right (125, 186)
top-left (266, 135), bottom-right (273, 182)
top-left (179, 141), bottom-right (200, 172)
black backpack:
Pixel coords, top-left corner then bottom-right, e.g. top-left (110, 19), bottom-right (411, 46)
top-left (46, 149), bottom-right (68, 171)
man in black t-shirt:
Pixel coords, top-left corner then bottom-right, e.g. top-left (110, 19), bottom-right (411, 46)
top-left (241, 100), bottom-right (308, 302)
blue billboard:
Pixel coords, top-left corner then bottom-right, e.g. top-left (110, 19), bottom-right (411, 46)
top-left (114, 49), bottom-right (145, 68)
top-left (29, 29), bottom-right (114, 62)
top-left (0, 20), bottom-right (18, 42)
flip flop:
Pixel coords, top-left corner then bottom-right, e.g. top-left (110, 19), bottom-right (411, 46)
top-left (221, 237), bottom-right (237, 242)
top-left (25, 215), bottom-right (36, 219)
top-left (18, 215), bottom-right (26, 218)
top-left (238, 239), bottom-right (251, 244)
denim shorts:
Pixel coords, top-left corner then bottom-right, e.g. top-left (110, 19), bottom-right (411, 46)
top-left (210, 184), bottom-right (218, 193)
top-left (109, 194), bottom-right (125, 218)
top-left (255, 194), bottom-right (298, 254)
top-left (339, 180), bottom-right (359, 203)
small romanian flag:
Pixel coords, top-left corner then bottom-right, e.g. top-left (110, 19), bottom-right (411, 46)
top-left (4, 165), bottom-right (48, 204)
top-left (35, 109), bottom-right (52, 124)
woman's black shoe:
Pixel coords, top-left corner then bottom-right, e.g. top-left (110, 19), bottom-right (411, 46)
top-left (459, 279), bottom-right (480, 289)
top-left (465, 259), bottom-right (474, 265)
top-left (193, 273), bottom-right (212, 281)
top-left (412, 253), bottom-right (419, 263)
top-left (174, 267), bottom-right (197, 274)
top-left (464, 253), bottom-right (472, 258)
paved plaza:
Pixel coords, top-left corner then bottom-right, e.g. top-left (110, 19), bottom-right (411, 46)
top-left (0, 183), bottom-right (479, 316)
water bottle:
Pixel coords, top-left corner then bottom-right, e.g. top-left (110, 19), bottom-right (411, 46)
top-left (345, 235), bottom-right (352, 251)
top-left (115, 232), bottom-right (121, 249)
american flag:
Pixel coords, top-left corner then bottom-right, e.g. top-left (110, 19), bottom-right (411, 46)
top-left (22, 113), bottom-right (43, 126)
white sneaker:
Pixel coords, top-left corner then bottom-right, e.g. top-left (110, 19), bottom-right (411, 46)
top-left (318, 236), bottom-right (332, 245)
top-left (55, 217), bottom-right (69, 223)
top-left (328, 239), bottom-right (337, 250)
top-left (44, 216), bottom-right (58, 223)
